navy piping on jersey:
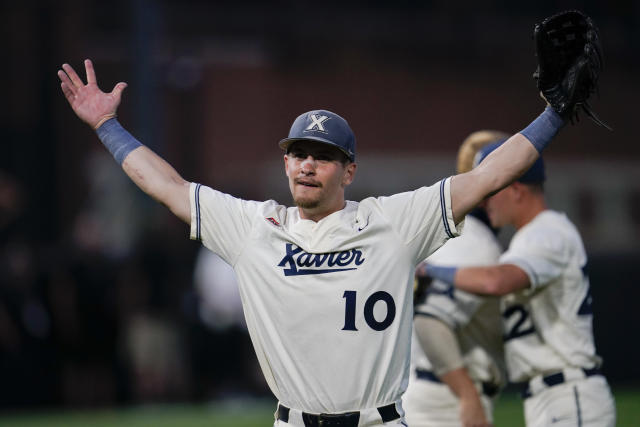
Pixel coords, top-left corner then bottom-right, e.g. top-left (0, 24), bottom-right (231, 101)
top-left (439, 178), bottom-right (454, 238)
top-left (574, 386), bottom-right (583, 427)
top-left (195, 183), bottom-right (202, 241)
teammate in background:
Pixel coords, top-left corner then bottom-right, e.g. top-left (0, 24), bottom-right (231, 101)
top-left (424, 142), bottom-right (616, 427)
top-left (58, 59), bottom-right (565, 427)
top-left (403, 131), bottom-right (508, 427)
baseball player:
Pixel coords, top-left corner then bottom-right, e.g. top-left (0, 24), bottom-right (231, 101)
top-left (424, 142), bottom-right (617, 426)
top-left (403, 131), bottom-right (507, 427)
top-left (58, 59), bottom-right (565, 426)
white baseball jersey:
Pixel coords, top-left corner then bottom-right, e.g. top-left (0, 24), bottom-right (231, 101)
top-left (404, 214), bottom-right (505, 426)
top-left (499, 210), bottom-right (602, 382)
top-left (410, 215), bottom-right (505, 385)
top-left (189, 178), bottom-right (460, 414)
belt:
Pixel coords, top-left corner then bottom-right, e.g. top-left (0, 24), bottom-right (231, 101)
top-left (415, 368), bottom-right (500, 398)
top-left (276, 403), bottom-right (400, 427)
top-left (521, 367), bottom-right (602, 399)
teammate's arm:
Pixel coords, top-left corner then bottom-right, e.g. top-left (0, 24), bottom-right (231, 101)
top-left (441, 369), bottom-right (491, 427)
top-left (58, 59), bottom-right (190, 223)
top-left (449, 109), bottom-right (564, 224)
top-left (414, 316), bottom-right (490, 427)
top-left (426, 264), bottom-right (530, 296)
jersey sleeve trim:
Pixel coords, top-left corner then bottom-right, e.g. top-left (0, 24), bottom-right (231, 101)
top-left (189, 182), bottom-right (202, 241)
top-left (439, 177), bottom-right (456, 238)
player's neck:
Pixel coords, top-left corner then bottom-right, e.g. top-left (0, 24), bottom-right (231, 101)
top-left (514, 196), bottom-right (547, 230)
top-left (298, 200), bottom-right (347, 222)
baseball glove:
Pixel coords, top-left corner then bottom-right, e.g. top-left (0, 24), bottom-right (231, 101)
top-left (413, 263), bottom-right (432, 306)
top-left (533, 10), bottom-right (611, 129)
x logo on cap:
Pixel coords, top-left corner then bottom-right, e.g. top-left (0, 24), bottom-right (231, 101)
top-left (305, 114), bottom-right (330, 132)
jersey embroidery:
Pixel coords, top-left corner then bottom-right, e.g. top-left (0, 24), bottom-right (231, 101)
top-left (502, 304), bottom-right (536, 342)
top-left (277, 243), bottom-right (366, 276)
top-left (266, 217), bottom-right (281, 226)
top-left (357, 215), bottom-right (370, 231)
top-left (305, 114), bottom-right (330, 132)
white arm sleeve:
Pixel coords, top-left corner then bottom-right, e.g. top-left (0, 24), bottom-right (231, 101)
top-left (414, 315), bottom-right (464, 377)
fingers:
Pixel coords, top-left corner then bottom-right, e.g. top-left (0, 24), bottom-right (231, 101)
top-left (57, 69), bottom-right (77, 96)
top-left (62, 63), bottom-right (84, 88)
top-left (60, 82), bottom-right (75, 104)
top-left (84, 59), bottom-right (97, 85)
top-left (111, 82), bottom-right (128, 100)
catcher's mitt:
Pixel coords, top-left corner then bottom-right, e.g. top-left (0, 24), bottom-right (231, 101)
top-left (533, 10), bottom-right (611, 130)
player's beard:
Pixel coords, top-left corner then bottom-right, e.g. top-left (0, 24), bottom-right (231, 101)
top-left (292, 178), bottom-right (325, 209)
top-left (293, 192), bottom-right (321, 209)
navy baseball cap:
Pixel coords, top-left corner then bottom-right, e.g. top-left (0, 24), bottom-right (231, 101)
top-left (279, 110), bottom-right (356, 162)
top-left (474, 141), bottom-right (546, 183)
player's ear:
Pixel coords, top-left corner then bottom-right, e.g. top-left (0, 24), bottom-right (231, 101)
top-left (342, 162), bottom-right (357, 187)
top-left (511, 182), bottom-right (526, 201)
top-left (284, 154), bottom-right (290, 177)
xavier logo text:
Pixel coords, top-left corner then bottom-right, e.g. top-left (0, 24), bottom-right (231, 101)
top-left (277, 244), bottom-right (366, 276)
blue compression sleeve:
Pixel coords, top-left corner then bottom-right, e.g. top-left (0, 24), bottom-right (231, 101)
top-left (96, 118), bottom-right (143, 165)
top-left (519, 106), bottom-right (565, 153)
top-left (426, 264), bottom-right (458, 285)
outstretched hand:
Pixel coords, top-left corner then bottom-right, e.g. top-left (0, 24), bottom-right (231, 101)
top-left (58, 59), bottom-right (127, 129)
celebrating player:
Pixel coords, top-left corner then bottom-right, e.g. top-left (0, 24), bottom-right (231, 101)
top-left (403, 131), bottom-right (508, 427)
top-left (58, 55), bottom-right (565, 426)
top-left (423, 142), bottom-right (617, 427)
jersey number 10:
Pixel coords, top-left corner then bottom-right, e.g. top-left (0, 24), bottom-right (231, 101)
top-left (342, 290), bottom-right (396, 331)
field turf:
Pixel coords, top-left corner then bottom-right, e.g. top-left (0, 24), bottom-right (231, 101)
top-left (0, 387), bottom-right (637, 426)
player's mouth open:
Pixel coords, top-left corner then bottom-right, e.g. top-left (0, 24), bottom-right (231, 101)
top-left (296, 179), bottom-right (320, 188)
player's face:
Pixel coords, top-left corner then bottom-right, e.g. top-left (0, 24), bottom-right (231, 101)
top-left (284, 141), bottom-right (356, 219)
top-left (485, 185), bottom-right (516, 228)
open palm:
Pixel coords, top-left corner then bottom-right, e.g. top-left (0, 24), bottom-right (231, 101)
top-left (58, 59), bottom-right (127, 129)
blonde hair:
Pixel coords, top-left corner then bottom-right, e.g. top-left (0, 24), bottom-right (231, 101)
top-left (456, 130), bottom-right (510, 174)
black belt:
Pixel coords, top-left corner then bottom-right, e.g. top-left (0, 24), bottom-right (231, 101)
top-left (521, 367), bottom-right (602, 399)
top-left (415, 368), bottom-right (500, 398)
top-left (276, 403), bottom-right (400, 427)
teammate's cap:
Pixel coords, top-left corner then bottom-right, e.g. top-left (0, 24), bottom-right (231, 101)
top-left (279, 110), bottom-right (356, 162)
top-left (475, 141), bottom-right (546, 183)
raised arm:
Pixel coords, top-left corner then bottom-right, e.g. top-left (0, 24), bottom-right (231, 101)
top-left (449, 108), bottom-right (564, 224)
top-left (58, 59), bottom-right (190, 223)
